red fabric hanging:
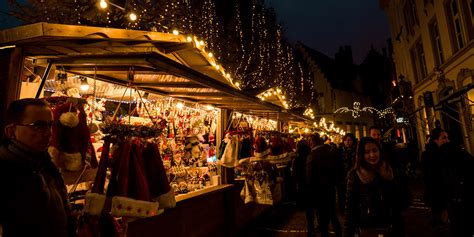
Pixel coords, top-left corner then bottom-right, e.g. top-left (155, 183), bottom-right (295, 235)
top-left (142, 142), bottom-right (171, 199)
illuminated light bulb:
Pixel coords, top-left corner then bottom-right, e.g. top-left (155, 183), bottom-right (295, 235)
top-left (176, 102), bottom-right (184, 110)
top-left (129, 13), bottom-right (137, 21)
top-left (304, 128), bottom-right (309, 133)
top-left (199, 40), bottom-right (205, 46)
top-left (215, 65), bottom-right (220, 70)
top-left (235, 82), bottom-right (240, 87)
top-left (208, 52), bottom-right (213, 58)
top-left (206, 105), bottom-right (214, 110)
top-left (261, 97), bottom-right (265, 101)
top-left (273, 91), bottom-right (277, 95)
top-left (172, 29), bottom-right (179, 35)
top-left (226, 73), bottom-right (230, 78)
top-left (80, 77), bottom-right (89, 91)
top-left (282, 95), bottom-right (285, 99)
top-left (186, 36), bottom-right (193, 42)
top-left (277, 88), bottom-right (281, 93)
top-left (99, 0), bottom-right (108, 9)
top-left (289, 129), bottom-right (294, 133)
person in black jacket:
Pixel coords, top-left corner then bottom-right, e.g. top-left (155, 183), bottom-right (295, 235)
top-left (293, 136), bottom-right (315, 237)
top-left (0, 98), bottom-right (74, 237)
top-left (307, 134), bottom-right (342, 237)
top-left (421, 128), bottom-right (449, 227)
top-left (344, 137), bottom-right (406, 237)
top-left (439, 142), bottom-right (474, 237)
top-left (337, 133), bottom-right (357, 213)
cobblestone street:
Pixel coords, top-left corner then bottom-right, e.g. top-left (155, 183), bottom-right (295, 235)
top-left (238, 179), bottom-right (448, 237)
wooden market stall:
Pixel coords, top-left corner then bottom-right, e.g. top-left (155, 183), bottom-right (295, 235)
top-left (0, 23), bottom-right (309, 237)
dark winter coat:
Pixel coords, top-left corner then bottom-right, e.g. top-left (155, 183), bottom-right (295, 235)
top-left (306, 144), bottom-right (343, 204)
top-left (343, 162), bottom-right (405, 237)
top-left (439, 143), bottom-right (474, 236)
top-left (0, 141), bottom-right (74, 237)
top-left (422, 143), bottom-right (446, 210)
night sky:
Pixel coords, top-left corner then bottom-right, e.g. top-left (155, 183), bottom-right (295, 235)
top-left (266, 0), bottom-right (391, 64)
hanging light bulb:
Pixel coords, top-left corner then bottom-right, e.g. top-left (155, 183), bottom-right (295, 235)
top-left (208, 52), bottom-right (213, 58)
top-left (235, 82), bottom-right (240, 87)
top-left (176, 102), bottom-right (184, 110)
top-left (99, 0), bottom-right (108, 9)
top-left (129, 13), bottom-right (137, 21)
top-left (172, 29), bottom-right (179, 35)
top-left (186, 36), bottom-right (193, 42)
top-left (80, 77), bottom-right (89, 91)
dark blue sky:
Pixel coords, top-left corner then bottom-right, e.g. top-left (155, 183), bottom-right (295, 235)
top-left (266, 0), bottom-right (391, 64)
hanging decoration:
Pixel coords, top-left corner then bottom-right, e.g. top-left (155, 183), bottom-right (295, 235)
top-left (334, 102), bottom-right (393, 119)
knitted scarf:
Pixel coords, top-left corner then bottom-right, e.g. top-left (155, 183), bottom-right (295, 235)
top-left (356, 161), bottom-right (394, 184)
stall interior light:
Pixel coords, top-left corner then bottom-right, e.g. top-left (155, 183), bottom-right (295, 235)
top-left (176, 102), bottom-right (184, 110)
top-left (80, 77), bottom-right (89, 91)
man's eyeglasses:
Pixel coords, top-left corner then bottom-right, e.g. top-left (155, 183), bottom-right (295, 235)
top-left (16, 120), bottom-right (54, 131)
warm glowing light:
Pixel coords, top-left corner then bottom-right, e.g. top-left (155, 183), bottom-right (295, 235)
top-left (208, 52), bottom-right (213, 58)
top-left (277, 88), bottom-right (281, 93)
top-left (226, 73), bottom-right (230, 78)
top-left (129, 13), bottom-right (137, 21)
top-left (199, 40), bottom-right (205, 46)
top-left (235, 82), bottom-right (240, 87)
top-left (176, 102), bottom-right (184, 109)
top-left (99, 0), bottom-right (108, 9)
top-left (304, 128), bottom-right (309, 133)
top-left (186, 36), bottom-right (193, 42)
top-left (282, 95), bottom-right (285, 99)
top-left (172, 29), bottom-right (179, 35)
top-left (206, 105), bottom-right (214, 110)
top-left (215, 65), bottom-right (220, 70)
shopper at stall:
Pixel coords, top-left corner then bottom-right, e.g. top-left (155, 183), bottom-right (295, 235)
top-left (307, 134), bottom-right (342, 237)
top-left (343, 137), bottom-right (405, 237)
top-left (0, 98), bottom-right (74, 237)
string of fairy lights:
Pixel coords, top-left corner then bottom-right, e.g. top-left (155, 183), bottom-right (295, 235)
top-left (9, 0), bottom-right (362, 124)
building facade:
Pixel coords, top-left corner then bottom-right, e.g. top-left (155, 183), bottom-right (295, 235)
top-left (381, 0), bottom-right (474, 152)
top-left (296, 43), bottom-right (374, 139)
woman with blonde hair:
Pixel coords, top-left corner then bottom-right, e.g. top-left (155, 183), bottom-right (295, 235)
top-left (343, 137), bottom-right (406, 237)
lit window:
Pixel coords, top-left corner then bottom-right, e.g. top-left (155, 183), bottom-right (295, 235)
top-left (448, 0), bottom-right (467, 51)
top-left (429, 19), bottom-right (444, 66)
top-left (410, 39), bottom-right (428, 84)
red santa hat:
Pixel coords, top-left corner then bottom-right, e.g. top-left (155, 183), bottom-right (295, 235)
top-left (253, 136), bottom-right (271, 158)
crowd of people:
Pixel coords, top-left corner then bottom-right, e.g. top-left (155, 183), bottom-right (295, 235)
top-left (293, 126), bottom-right (474, 237)
top-left (1, 98), bottom-right (474, 237)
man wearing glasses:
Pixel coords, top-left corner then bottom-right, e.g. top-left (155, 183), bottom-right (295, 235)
top-left (0, 98), bottom-right (73, 237)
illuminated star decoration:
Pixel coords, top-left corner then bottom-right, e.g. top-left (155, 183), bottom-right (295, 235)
top-left (334, 102), bottom-right (392, 118)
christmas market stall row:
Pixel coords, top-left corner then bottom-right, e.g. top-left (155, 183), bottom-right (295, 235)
top-left (0, 23), bottom-right (311, 236)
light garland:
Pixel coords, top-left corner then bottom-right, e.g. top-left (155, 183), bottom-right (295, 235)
top-left (334, 102), bottom-right (393, 119)
top-left (256, 87), bottom-right (289, 108)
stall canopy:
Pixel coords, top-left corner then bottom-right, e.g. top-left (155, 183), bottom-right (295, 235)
top-left (0, 22), bottom-right (308, 122)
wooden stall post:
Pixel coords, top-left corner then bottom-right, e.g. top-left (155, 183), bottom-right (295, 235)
top-left (0, 47), bottom-right (23, 133)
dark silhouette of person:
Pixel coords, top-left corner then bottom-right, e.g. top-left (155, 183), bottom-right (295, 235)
top-left (306, 134), bottom-right (342, 237)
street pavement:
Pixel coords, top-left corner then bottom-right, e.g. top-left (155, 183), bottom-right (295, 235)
top-left (237, 179), bottom-right (448, 237)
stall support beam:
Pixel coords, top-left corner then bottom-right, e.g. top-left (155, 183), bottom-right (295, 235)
top-left (35, 62), bottom-right (52, 99)
top-left (0, 47), bottom-right (23, 131)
